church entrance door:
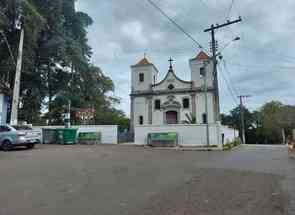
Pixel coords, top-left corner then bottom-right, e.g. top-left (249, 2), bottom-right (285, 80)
top-left (166, 111), bottom-right (178, 124)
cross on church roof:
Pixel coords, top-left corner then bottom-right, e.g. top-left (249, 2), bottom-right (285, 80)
top-left (169, 57), bottom-right (174, 70)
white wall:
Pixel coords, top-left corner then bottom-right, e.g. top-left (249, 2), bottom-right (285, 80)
top-left (133, 91), bottom-right (216, 126)
top-left (152, 94), bottom-right (192, 125)
top-left (131, 65), bottom-right (157, 92)
top-left (190, 59), bottom-right (214, 88)
top-left (134, 97), bottom-right (148, 126)
top-left (34, 125), bottom-right (118, 144)
top-left (221, 126), bottom-right (239, 144)
top-left (153, 71), bottom-right (192, 91)
top-left (135, 123), bottom-right (221, 147)
top-left (196, 93), bottom-right (215, 123)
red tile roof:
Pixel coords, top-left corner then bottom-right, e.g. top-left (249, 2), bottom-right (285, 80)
top-left (135, 57), bottom-right (151, 66)
top-left (194, 51), bottom-right (210, 61)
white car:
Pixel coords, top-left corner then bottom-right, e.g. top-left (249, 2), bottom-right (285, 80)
top-left (12, 125), bottom-right (42, 144)
top-left (0, 125), bottom-right (36, 151)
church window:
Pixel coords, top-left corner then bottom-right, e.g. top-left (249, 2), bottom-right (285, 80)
top-left (168, 84), bottom-right (175, 90)
top-left (202, 113), bottom-right (208, 124)
top-left (183, 98), bottom-right (190, 109)
top-left (139, 73), bottom-right (144, 82)
top-left (139, 116), bottom-right (144, 125)
top-left (155, 100), bottom-right (161, 110)
top-left (200, 67), bottom-right (206, 77)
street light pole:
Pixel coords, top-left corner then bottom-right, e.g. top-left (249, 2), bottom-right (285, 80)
top-left (10, 27), bottom-right (24, 125)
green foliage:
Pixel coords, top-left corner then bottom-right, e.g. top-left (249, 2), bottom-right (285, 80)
top-left (222, 101), bottom-right (295, 145)
top-left (0, 0), bottom-right (130, 129)
top-left (184, 113), bottom-right (196, 124)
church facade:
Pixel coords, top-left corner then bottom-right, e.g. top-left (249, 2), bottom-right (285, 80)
top-left (130, 51), bottom-right (219, 132)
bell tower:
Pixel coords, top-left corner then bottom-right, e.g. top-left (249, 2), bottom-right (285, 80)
top-left (130, 56), bottom-right (158, 93)
top-left (189, 51), bottom-right (214, 88)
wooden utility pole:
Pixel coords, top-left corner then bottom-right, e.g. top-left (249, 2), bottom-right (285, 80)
top-left (10, 27), bottom-right (24, 125)
top-left (238, 95), bottom-right (251, 144)
top-left (204, 17), bottom-right (242, 122)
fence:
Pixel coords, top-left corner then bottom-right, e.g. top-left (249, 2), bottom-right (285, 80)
top-left (34, 125), bottom-right (118, 144)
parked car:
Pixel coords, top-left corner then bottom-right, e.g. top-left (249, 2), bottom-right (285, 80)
top-left (12, 125), bottom-right (42, 144)
top-left (0, 125), bottom-right (36, 151)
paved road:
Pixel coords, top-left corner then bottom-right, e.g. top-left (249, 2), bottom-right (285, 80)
top-left (0, 144), bottom-right (294, 215)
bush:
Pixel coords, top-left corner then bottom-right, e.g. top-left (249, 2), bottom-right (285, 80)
top-left (223, 138), bottom-right (241, 151)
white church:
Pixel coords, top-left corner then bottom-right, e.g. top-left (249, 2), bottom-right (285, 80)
top-left (130, 51), bottom-right (217, 128)
top-left (130, 51), bottom-right (230, 146)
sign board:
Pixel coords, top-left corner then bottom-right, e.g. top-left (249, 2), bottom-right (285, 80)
top-left (147, 132), bottom-right (178, 147)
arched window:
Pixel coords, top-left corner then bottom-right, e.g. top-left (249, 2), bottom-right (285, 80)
top-left (168, 84), bottom-right (175, 90)
top-left (183, 98), bottom-right (190, 109)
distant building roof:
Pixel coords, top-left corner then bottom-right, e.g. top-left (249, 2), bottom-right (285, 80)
top-left (192, 51), bottom-right (210, 61)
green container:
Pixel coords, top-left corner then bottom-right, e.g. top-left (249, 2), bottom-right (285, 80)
top-left (42, 129), bottom-right (58, 144)
top-left (56, 128), bottom-right (78, 145)
top-left (78, 132), bottom-right (101, 145)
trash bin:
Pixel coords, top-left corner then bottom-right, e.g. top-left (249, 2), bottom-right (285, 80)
top-left (42, 129), bottom-right (58, 144)
top-left (56, 128), bottom-right (78, 145)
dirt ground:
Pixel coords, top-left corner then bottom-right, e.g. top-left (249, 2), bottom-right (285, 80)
top-left (0, 144), bottom-right (293, 215)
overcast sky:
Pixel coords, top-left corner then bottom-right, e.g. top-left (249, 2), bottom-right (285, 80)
top-left (76, 0), bottom-right (295, 116)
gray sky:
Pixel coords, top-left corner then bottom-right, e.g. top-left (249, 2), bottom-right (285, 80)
top-left (76, 0), bottom-right (295, 116)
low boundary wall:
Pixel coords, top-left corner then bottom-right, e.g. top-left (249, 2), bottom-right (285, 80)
top-left (135, 123), bottom-right (222, 147)
top-left (34, 125), bottom-right (118, 144)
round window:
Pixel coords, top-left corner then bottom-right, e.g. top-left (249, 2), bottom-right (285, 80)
top-left (168, 84), bottom-right (175, 90)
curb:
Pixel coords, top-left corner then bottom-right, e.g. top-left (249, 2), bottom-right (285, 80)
top-left (143, 146), bottom-right (223, 151)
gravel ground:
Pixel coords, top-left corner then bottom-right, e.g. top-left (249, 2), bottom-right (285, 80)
top-left (130, 169), bottom-right (286, 215)
top-left (0, 144), bottom-right (293, 215)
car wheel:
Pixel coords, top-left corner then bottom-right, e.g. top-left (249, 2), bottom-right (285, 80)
top-left (26, 143), bottom-right (35, 149)
top-left (2, 140), bottom-right (13, 151)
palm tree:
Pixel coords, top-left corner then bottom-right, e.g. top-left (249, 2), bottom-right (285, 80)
top-left (184, 113), bottom-right (196, 124)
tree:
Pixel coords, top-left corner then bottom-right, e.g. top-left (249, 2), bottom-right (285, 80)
top-left (259, 101), bottom-right (284, 144)
top-left (0, 0), bottom-right (129, 127)
top-left (221, 106), bottom-right (254, 131)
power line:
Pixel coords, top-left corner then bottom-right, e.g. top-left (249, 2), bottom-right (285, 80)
top-left (228, 62), bottom-right (295, 71)
top-left (225, 0), bottom-right (235, 20)
top-left (222, 59), bottom-right (239, 95)
top-left (218, 64), bottom-right (239, 105)
top-left (218, 64), bottom-right (239, 106)
top-left (145, 0), bottom-right (205, 51)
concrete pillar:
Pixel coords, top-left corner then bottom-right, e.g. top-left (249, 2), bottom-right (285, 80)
top-left (130, 96), bottom-right (135, 133)
top-left (191, 93), bottom-right (196, 117)
top-left (147, 96), bottom-right (153, 125)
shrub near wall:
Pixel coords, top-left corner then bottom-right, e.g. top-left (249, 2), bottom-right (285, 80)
top-left (223, 138), bottom-right (241, 151)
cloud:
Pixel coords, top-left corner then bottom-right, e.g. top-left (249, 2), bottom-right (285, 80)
top-left (121, 21), bottom-right (148, 46)
top-left (77, 0), bottom-right (295, 115)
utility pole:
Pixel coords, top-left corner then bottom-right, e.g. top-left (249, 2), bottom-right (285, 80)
top-left (203, 61), bottom-right (210, 146)
top-left (10, 27), bottom-right (24, 125)
top-left (204, 17), bottom-right (242, 122)
top-left (238, 95), bottom-right (251, 144)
